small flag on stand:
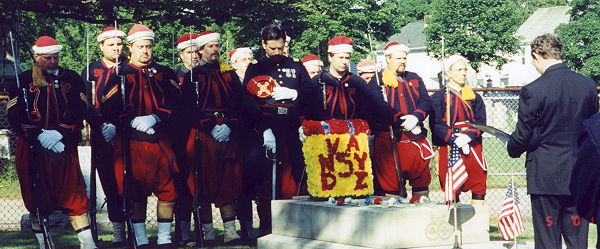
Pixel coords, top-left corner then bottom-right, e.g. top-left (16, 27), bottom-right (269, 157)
top-left (498, 178), bottom-right (525, 240)
top-left (444, 143), bottom-right (468, 203)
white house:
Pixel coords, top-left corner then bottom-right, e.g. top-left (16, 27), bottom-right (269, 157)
top-left (378, 6), bottom-right (571, 89)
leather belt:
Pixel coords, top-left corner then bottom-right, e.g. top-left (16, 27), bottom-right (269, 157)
top-left (453, 127), bottom-right (470, 133)
top-left (200, 111), bottom-right (226, 118)
top-left (129, 129), bottom-right (166, 142)
top-left (261, 105), bottom-right (296, 116)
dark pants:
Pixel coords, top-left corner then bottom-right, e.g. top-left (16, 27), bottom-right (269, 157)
top-left (531, 194), bottom-right (589, 249)
top-left (91, 131), bottom-right (124, 222)
top-left (237, 131), bottom-right (259, 224)
top-left (596, 209), bottom-right (600, 249)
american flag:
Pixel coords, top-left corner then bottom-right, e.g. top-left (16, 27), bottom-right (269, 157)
top-left (444, 143), bottom-right (468, 202)
top-left (498, 179), bottom-right (525, 240)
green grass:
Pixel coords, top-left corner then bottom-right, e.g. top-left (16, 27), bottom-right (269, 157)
top-left (0, 228), bottom-right (257, 248)
top-left (3, 222), bottom-right (596, 248)
top-left (489, 220), bottom-right (598, 246)
top-left (0, 160), bottom-right (20, 198)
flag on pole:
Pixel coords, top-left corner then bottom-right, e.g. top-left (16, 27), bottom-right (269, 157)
top-left (444, 143), bottom-right (468, 202)
top-left (498, 178), bottom-right (525, 240)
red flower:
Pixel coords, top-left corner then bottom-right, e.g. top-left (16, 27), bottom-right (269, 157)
top-left (336, 198), bottom-right (345, 206)
top-left (351, 119), bottom-right (371, 135)
top-left (302, 120), bottom-right (325, 136)
top-left (373, 196), bottom-right (383, 204)
top-left (329, 120), bottom-right (349, 134)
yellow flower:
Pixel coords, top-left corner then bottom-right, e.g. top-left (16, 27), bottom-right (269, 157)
top-left (302, 133), bottom-right (374, 198)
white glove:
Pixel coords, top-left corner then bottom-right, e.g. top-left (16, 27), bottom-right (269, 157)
top-left (271, 87), bottom-right (298, 101)
top-left (37, 129), bottom-right (63, 150)
top-left (263, 128), bottom-right (276, 153)
top-left (211, 125), bottom-right (222, 139)
top-left (298, 126), bottom-right (307, 142)
top-left (410, 126), bottom-right (422, 135)
top-left (101, 123), bottom-right (116, 142)
top-left (131, 115), bottom-right (157, 133)
top-left (461, 144), bottom-right (470, 155)
top-left (51, 141), bottom-right (65, 153)
top-left (453, 133), bottom-right (472, 148)
top-left (400, 115), bottom-right (419, 131)
top-left (213, 124), bottom-right (231, 142)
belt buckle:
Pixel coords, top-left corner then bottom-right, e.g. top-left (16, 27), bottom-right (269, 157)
top-left (453, 127), bottom-right (469, 132)
top-left (214, 112), bottom-right (225, 118)
top-left (277, 107), bottom-right (288, 115)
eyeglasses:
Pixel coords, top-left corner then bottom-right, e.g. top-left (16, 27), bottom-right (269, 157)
top-left (42, 55), bottom-right (59, 60)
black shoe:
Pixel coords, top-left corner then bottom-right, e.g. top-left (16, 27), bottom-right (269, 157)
top-left (110, 241), bottom-right (126, 248)
top-left (157, 243), bottom-right (175, 249)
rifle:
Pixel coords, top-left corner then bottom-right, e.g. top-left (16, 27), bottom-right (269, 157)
top-left (266, 149), bottom-right (277, 200)
top-left (85, 25), bottom-right (99, 244)
top-left (191, 58), bottom-right (205, 248)
top-left (116, 21), bottom-right (138, 249)
top-left (440, 37), bottom-right (462, 249)
top-left (10, 31), bottom-right (54, 248)
top-left (366, 26), bottom-right (407, 198)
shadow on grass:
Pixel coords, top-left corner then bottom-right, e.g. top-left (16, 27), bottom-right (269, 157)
top-left (0, 229), bottom-right (257, 249)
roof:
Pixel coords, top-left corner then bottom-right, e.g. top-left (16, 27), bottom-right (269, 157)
top-left (513, 6), bottom-right (571, 43)
top-left (377, 21), bottom-right (426, 50)
top-left (0, 57), bottom-right (24, 78)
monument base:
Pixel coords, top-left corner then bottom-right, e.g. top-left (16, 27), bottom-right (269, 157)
top-left (258, 234), bottom-right (513, 249)
top-left (262, 199), bottom-right (490, 249)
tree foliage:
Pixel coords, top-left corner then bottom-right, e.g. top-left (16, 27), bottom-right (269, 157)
top-left (286, 0), bottom-right (405, 62)
top-left (424, 0), bottom-right (522, 70)
top-left (556, 0), bottom-right (600, 84)
top-left (2, 0), bottom-right (408, 71)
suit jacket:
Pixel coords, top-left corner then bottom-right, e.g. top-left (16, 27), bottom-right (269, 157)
top-left (571, 113), bottom-right (600, 220)
top-left (507, 63), bottom-right (599, 195)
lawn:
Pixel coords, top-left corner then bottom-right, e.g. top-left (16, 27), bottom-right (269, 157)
top-left (1, 222), bottom-right (597, 248)
top-left (0, 227), bottom-right (257, 249)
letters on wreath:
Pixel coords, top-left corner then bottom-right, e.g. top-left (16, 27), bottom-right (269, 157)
top-left (301, 119), bottom-right (374, 198)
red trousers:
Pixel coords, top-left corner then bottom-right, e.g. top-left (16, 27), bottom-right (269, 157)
top-left (277, 139), bottom-right (301, 199)
top-left (15, 137), bottom-right (88, 216)
top-left (373, 133), bottom-right (433, 193)
top-left (438, 142), bottom-right (487, 196)
top-left (113, 135), bottom-right (178, 202)
top-left (185, 129), bottom-right (241, 207)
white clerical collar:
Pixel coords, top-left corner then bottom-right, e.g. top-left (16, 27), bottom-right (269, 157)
top-left (448, 82), bottom-right (462, 92)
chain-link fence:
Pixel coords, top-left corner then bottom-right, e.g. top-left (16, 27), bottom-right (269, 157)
top-left (0, 88), bottom-right (573, 231)
top-left (423, 88), bottom-right (527, 221)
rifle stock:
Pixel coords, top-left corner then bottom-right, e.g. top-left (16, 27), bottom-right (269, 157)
top-left (192, 131), bottom-right (205, 248)
top-left (192, 74), bottom-right (205, 248)
top-left (29, 144), bottom-right (54, 249)
top-left (85, 27), bottom-right (99, 244)
top-left (120, 75), bottom-right (138, 249)
top-left (89, 145), bottom-right (98, 243)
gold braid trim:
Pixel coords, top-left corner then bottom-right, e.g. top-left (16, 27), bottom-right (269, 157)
top-left (7, 97), bottom-right (17, 110)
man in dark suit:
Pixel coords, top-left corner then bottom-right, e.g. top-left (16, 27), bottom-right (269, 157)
top-left (507, 33), bottom-right (599, 249)
top-left (243, 24), bottom-right (320, 236)
top-left (571, 113), bottom-right (600, 248)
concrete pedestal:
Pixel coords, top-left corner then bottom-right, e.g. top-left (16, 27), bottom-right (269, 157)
top-left (259, 200), bottom-right (490, 249)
